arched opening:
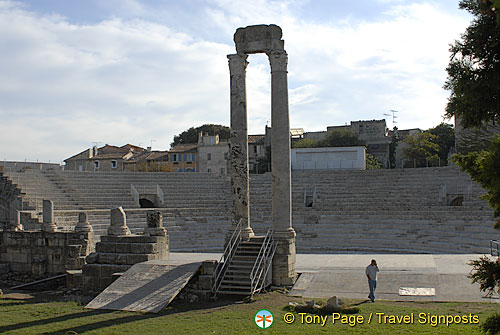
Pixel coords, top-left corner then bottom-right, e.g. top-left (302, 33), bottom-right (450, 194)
top-left (139, 198), bottom-right (155, 208)
top-left (449, 196), bottom-right (464, 206)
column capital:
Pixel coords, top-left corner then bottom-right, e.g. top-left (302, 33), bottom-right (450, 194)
top-left (227, 53), bottom-right (248, 72)
top-left (267, 50), bottom-right (288, 72)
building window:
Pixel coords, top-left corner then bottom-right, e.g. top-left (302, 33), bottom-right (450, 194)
top-left (224, 152), bottom-right (228, 160)
top-left (254, 145), bottom-right (257, 154)
top-left (207, 168), bottom-right (212, 173)
top-left (207, 153), bottom-right (211, 161)
top-left (220, 168), bottom-right (225, 174)
top-left (172, 154), bottom-right (178, 162)
top-left (111, 160), bottom-right (117, 169)
top-left (94, 161), bottom-right (100, 171)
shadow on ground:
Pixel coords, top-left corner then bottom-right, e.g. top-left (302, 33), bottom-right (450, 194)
top-left (0, 294), bottom-right (243, 334)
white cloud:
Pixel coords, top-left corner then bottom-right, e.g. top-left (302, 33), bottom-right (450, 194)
top-left (0, 0), bottom-right (471, 161)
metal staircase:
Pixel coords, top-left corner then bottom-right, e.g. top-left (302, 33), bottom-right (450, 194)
top-left (213, 220), bottom-right (276, 296)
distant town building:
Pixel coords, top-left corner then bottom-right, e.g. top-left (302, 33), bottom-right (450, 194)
top-left (64, 144), bottom-right (145, 171)
top-left (123, 150), bottom-right (170, 172)
top-left (167, 144), bottom-right (198, 172)
top-left (197, 132), bottom-right (229, 174)
top-left (291, 146), bottom-right (366, 171)
top-left (0, 161), bottom-right (62, 172)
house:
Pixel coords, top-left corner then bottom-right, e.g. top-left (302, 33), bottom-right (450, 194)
top-left (123, 150), bottom-right (171, 172)
top-left (248, 134), bottom-right (267, 173)
top-left (197, 132), bottom-right (229, 174)
top-left (167, 144), bottom-right (197, 172)
top-left (64, 144), bottom-right (145, 171)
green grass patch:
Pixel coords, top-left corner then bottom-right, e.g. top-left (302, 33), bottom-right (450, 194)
top-left (0, 292), bottom-right (498, 334)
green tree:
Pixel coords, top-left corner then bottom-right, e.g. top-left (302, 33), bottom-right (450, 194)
top-left (366, 153), bottom-right (382, 170)
top-left (443, 0), bottom-right (500, 128)
top-left (171, 124), bottom-right (230, 147)
top-left (291, 138), bottom-right (318, 148)
top-left (426, 123), bottom-right (455, 164)
top-left (402, 132), bottom-right (439, 167)
top-left (318, 129), bottom-right (366, 147)
top-left (452, 136), bottom-right (500, 226)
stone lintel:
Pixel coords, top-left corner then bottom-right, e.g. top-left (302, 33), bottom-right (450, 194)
top-left (234, 24), bottom-right (284, 54)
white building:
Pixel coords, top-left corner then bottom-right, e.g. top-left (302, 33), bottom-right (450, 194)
top-left (291, 146), bottom-right (366, 171)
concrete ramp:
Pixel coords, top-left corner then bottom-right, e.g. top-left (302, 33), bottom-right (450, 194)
top-left (86, 261), bottom-right (201, 313)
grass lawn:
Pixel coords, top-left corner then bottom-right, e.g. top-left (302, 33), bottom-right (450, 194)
top-left (0, 291), bottom-right (498, 334)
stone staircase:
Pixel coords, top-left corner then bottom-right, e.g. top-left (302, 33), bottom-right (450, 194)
top-left (217, 236), bottom-right (265, 295)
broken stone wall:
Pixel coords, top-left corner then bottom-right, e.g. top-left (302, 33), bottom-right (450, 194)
top-left (0, 231), bottom-right (93, 274)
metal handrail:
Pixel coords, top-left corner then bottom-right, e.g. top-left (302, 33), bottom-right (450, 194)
top-left (256, 239), bottom-right (277, 294)
top-left (212, 219), bottom-right (243, 294)
top-left (250, 229), bottom-right (276, 295)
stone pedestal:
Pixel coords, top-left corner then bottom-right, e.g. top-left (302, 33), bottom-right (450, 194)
top-left (10, 211), bottom-right (23, 232)
top-left (41, 199), bottom-right (57, 232)
top-left (82, 234), bottom-right (169, 293)
top-left (107, 207), bottom-right (130, 236)
top-left (75, 212), bottom-right (93, 233)
top-left (272, 230), bottom-right (297, 286)
top-left (144, 211), bottom-right (167, 237)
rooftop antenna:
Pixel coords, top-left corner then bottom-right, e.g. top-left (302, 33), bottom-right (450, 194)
top-left (389, 110), bottom-right (399, 128)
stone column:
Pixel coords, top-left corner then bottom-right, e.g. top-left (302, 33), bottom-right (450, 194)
top-left (107, 207), bottom-right (131, 236)
top-left (268, 50), bottom-right (296, 285)
top-left (228, 53), bottom-right (254, 240)
top-left (75, 212), bottom-right (93, 233)
top-left (41, 199), bottom-right (57, 232)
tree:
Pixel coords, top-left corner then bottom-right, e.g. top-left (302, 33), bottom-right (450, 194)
top-left (402, 132), bottom-right (439, 167)
top-left (426, 123), bottom-right (455, 164)
top-left (443, 0), bottom-right (500, 128)
top-left (318, 129), bottom-right (366, 147)
top-left (452, 136), bottom-right (500, 226)
top-left (171, 124), bottom-right (230, 147)
top-left (291, 138), bottom-right (317, 148)
top-left (366, 153), bottom-right (382, 170)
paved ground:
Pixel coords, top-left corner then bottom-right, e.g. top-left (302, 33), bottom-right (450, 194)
top-left (169, 253), bottom-right (499, 303)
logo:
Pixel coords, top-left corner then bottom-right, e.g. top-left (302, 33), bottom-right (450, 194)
top-left (255, 309), bottom-right (274, 329)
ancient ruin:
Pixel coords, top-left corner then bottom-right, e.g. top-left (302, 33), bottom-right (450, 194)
top-left (228, 24), bottom-right (296, 286)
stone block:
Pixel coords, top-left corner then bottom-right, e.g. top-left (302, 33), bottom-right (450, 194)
top-left (201, 260), bottom-right (217, 275)
top-left (198, 274), bottom-right (213, 290)
top-left (86, 253), bottom-right (98, 264)
top-left (12, 253), bottom-right (28, 263)
top-left (82, 264), bottom-right (101, 277)
top-left (67, 245), bottom-right (83, 258)
top-left (115, 243), bottom-right (131, 254)
top-left (66, 269), bottom-right (82, 289)
top-left (115, 254), bottom-right (128, 265)
top-left (96, 242), bottom-right (116, 253)
top-left (0, 263), bottom-right (10, 274)
top-left (126, 254), bottom-right (151, 264)
top-left (98, 253), bottom-right (118, 264)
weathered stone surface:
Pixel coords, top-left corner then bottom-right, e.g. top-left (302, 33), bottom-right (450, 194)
top-left (229, 24), bottom-right (296, 286)
top-left (228, 53), bottom-right (254, 240)
top-left (75, 212), bottom-right (93, 233)
top-left (41, 200), bottom-right (57, 232)
top-left (107, 207), bottom-right (131, 236)
top-left (234, 24), bottom-right (284, 54)
top-left (144, 211), bottom-right (167, 237)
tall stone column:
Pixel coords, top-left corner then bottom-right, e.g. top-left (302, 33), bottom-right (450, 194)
top-left (228, 53), bottom-right (254, 240)
top-left (268, 50), bottom-right (296, 285)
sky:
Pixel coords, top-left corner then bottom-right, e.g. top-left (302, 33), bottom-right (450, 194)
top-left (0, 0), bottom-right (472, 163)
